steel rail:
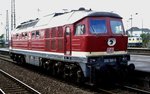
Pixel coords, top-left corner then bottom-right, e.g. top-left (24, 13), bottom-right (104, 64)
top-left (96, 84), bottom-right (150, 94)
top-left (0, 89), bottom-right (5, 94)
top-left (0, 69), bottom-right (41, 94)
top-left (128, 48), bottom-right (150, 55)
top-left (123, 85), bottom-right (150, 94)
top-left (97, 88), bottom-right (116, 94)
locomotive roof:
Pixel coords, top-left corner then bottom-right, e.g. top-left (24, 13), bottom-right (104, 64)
top-left (13, 10), bottom-right (122, 33)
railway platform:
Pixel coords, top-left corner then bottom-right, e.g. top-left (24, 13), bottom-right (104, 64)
top-left (0, 48), bottom-right (9, 55)
top-left (129, 55), bottom-right (150, 72)
top-left (0, 48), bottom-right (9, 52)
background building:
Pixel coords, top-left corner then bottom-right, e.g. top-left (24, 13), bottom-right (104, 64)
top-left (126, 27), bottom-right (150, 36)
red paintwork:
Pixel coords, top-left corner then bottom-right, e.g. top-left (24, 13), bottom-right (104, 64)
top-left (83, 36), bottom-right (127, 52)
top-left (72, 17), bottom-right (127, 53)
top-left (12, 27), bottom-right (65, 53)
top-left (72, 35), bottom-right (128, 52)
top-left (11, 16), bottom-right (128, 56)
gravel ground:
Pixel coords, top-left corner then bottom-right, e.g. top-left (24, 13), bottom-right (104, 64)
top-left (0, 60), bottom-right (94, 94)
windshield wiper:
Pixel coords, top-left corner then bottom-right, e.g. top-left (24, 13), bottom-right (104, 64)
top-left (90, 26), bottom-right (96, 33)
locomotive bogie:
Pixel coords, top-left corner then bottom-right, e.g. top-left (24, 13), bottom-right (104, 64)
top-left (25, 55), bottom-right (40, 66)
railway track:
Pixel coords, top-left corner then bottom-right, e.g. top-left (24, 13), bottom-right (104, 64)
top-left (123, 85), bottom-right (150, 94)
top-left (128, 48), bottom-right (150, 55)
top-left (0, 69), bottom-right (41, 94)
top-left (95, 84), bottom-right (150, 94)
top-left (0, 53), bottom-right (95, 94)
top-left (0, 50), bottom-right (150, 94)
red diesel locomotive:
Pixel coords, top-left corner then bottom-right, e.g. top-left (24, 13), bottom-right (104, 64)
top-left (10, 8), bottom-right (134, 84)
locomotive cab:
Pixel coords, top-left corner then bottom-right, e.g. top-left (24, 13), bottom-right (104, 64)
top-left (73, 15), bottom-right (127, 53)
top-left (73, 12), bottom-right (134, 84)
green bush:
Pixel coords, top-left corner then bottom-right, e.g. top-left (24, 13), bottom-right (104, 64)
top-left (141, 33), bottom-right (150, 48)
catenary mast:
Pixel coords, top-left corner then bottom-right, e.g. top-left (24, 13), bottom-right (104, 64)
top-left (11, 0), bottom-right (16, 31)
top-left (5, 10), bottom-right (9, 46)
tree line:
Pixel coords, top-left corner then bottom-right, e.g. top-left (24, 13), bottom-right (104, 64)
top-left (140, 33), bottom-right (150, 48)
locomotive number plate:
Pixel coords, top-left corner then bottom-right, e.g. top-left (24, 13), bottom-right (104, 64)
top-left (107, 47), bottom-right (114, 53)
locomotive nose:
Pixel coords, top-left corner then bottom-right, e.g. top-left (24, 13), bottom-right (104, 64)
top-left (95, 61), bottom-right (134, 84)
top-left (95, 64), bottom-right (119, 84)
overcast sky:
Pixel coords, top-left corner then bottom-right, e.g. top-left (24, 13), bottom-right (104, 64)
top-left (0, 0), bottom-right (150, 35)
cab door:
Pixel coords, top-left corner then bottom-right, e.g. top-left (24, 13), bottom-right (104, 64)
top-left (64, 26), bottom-right (71, 55)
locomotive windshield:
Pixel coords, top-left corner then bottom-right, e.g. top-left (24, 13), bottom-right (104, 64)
top-left (89, 19), bottom-right (124, 35)
top-left (110, 20), bottom-right (124, 34)
top-left (90, 19), bottom-right (107, 34)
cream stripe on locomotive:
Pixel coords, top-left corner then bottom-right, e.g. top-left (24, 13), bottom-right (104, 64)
top-left (10, 48), bottom-right (127, 57)
top-left (10, 48), bottom-right (64, 55)
top-left (71, 51), bottom-right (127, 57)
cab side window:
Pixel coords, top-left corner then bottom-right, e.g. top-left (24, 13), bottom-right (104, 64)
top-left (75, 24), bottom-right (85, 35)
top-left (24, 32), bottom-right (28, 39)
top-left (22, 33), bottom-right (25, 39)
top-left (16, 34), bottom-right (19, 40)
top-left (32, 32), bottom-right (35, 39)
top-left (36, 31), bottom-right (40, 38)
top-left (66, 27), bottom-right (70, 35)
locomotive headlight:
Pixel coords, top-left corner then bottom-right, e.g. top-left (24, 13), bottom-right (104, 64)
top-left (122, 56), bottom-right (129, 62)
top-left (89, 59), bottom-right (96, 63)
top-left (121, 57), bottom-right (128, 65)
top-left (122, 57), bottom-right (127, 61)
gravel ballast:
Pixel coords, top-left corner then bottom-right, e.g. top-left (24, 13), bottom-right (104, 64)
top-left (0, 60), bottom-right (94, 94)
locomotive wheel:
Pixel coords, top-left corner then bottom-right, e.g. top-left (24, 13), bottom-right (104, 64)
top-left (42, 61), bottom-right (50, 70)
top-left (116, 65), bottom-right (128, 82)
top-left (17, 55), bottom-right (21, 64)
top-left (63, 64), bottom-right (70, 80)
top-left (128, 63), bottom-right (135, 72)
top-left (12, 56), bottom-right (16, 61)
top-left (13, 54), bottom-right (17, 61)
top-left (20, 56), bottom-right (25, 64)
top-left (75, 68), bottom-right (84, 83)
top-left (63, 64), bottom-right (84, 83)
top-left (70, 64), bottom-right (83, 83)
top-left (52, 62), bottom-right (63, 77)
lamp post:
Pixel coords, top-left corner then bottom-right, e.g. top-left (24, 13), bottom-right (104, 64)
top-left (130, 14), bottom-right (133, 35)
top-left (141, 18), bottom-right (144, 33)
top-left (129, 13), bottom-right (138, 36)
top-left (6, 10), bottom-right (9, 47)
